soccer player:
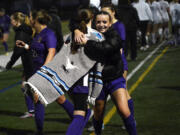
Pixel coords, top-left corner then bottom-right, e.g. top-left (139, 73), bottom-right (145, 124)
top-left (159, 0), bottom-right (170, 40)
top-left (101, 2), bottom-right (135, 126)
top-left (171, 0), bottom-right (180, 46)
top-left (6, 12), bottom-right (34, 118)
top-left (17, 10), bottom-right (78, 135)
top-left (148, 0), bottom-right (163, 44)
top-left (0, 8), bottom-right (10, 55)
top-left (132, 0), bottom-right (153, 50)
top-left (80, 11), bottom-right (137, 135)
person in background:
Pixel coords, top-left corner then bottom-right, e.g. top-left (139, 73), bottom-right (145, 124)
top-left (148, 0), bottom-right (163, 45)
top-left (171, 0), bottom-right (180, 46)
top-left (117, 0), bottom-right (139, 60)
top-left (159, 0), bottom-right (170, 40)
top-left (6, 12), bottom-right (34, 118)
top-left (16, 10), bottom-right (56, 135)
top-left (48, 6), bottom-right (64, 53)
top-left (18, 10), bottom-right (75, 135)
top-left (0, 8), bottom-right (10, 55)
top-left (132, 0), bottom-right (153, 51)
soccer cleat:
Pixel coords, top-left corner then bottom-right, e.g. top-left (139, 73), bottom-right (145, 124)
top-left (20, 112), bottom-right (34, 118)
top-left (140, 46), bottom-right (145, 51)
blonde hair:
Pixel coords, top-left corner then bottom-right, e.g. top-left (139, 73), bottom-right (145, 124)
top-left (11, 12), bottom-right (31, 26)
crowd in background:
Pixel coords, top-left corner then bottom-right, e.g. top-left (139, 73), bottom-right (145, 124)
top-left (0, 0), bottom-right (180, 135)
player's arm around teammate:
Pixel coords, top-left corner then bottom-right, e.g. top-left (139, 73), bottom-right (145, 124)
top-left (81, 11), bottom-right (137, 135)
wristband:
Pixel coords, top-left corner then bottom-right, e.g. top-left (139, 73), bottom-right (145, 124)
top-left (24, 44), bottom-right (29, 49)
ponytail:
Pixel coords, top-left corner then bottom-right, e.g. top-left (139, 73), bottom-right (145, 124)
top-left (79, 20), bottom-right (87, 34)
top-left (24, 15), bottom-right (31, 26)
top-left (35, 10), bottom-right (52, 25)
top-left (71, 9), bottom-right (93, 54)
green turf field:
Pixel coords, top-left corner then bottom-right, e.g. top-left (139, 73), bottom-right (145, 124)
top-left (0, 22), bottom-right (180, 135)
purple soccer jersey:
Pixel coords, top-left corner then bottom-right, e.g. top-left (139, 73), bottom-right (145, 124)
top-left (113, 21), bottom-right (128, 71)
top-left (113, 21), bottom-right (126, 41)
top-left (0, 15), bottom-right (10, 33)
top-left (31, 28), bottom-right (57, 72)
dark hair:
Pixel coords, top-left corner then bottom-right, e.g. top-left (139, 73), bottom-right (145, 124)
top-left (71, 9), bottom-right (93, 54)
top-left (101, 3), bottom-right (116, 12)
top-left (48, 6), bottom-right (58, 14)
top-left (95, 11), bottom-right (112, 23)
top-left (133, 0), bottom-right (139, 3)
top-left (32, 10), bottom-right (52, 25)
top-left (100, 0), bottom-right (112, 6)
top-left (78, 9), bottom-right (93, 33)
top-left (0, 8), bottom-right (5, 13)
top-left (101, 4), bottom-right (121, 21)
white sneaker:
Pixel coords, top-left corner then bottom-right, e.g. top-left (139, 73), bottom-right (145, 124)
top-left (88, 109), bottom-right (94, 121)
top-left (87, 125), bottom-right (95, 132)
top-left (145, 45), bottom-right (149, 49)
top-left (20, 112), bottom-right (34, 118)
top-left (87, 123), bottom-right (104, 132)
top-left (140, 46), bottom-right (145, 51)
top-left (121, 125), bottom-right (126, 130)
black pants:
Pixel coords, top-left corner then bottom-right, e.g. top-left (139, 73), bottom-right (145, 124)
top-left (125, 30), bottom-right (137, 60)
top-left (139, 21), bottom-right (149, 47)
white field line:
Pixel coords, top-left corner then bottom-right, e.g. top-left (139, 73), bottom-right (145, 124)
top-left (127, 41), bottom-right (166, 81)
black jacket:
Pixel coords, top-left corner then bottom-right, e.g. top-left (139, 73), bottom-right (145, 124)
top-left (84, 27), bottom-right (124, 82)
top-left (117, 5), bottom-right (139, 31)
top-left (6, 23), bottom-right (33, 80)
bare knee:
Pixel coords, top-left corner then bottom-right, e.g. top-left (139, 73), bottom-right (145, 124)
top-left (56, 95), bottom-right (66, 104)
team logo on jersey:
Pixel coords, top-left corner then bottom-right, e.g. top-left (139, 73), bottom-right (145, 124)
top-left (38, 37), bottom-right (42, 43)
top-left (32, 49), bottom-right (38, 57)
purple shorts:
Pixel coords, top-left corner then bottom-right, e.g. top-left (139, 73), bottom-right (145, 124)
top-left (97, 77), bottom-right (126, 100)
top-left (3, 31), bottom-right (9, 34)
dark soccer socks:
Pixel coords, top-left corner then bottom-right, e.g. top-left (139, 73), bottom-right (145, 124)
top-left (60, 99), bottom-right (74, 119)
top-left (2, 42), bottom-right (8, 52)
top-left (123, 114), bottom-right (137, 135)
top-left (35, 102), bottom-right (45, 132)
top-left (93, 117), bottom-right (103, 135)
top-left (66, 115), bottom-right (84, 135)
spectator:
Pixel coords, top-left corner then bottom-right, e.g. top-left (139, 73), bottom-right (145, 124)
top-left (0, 8), bottom-right (10, 55)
